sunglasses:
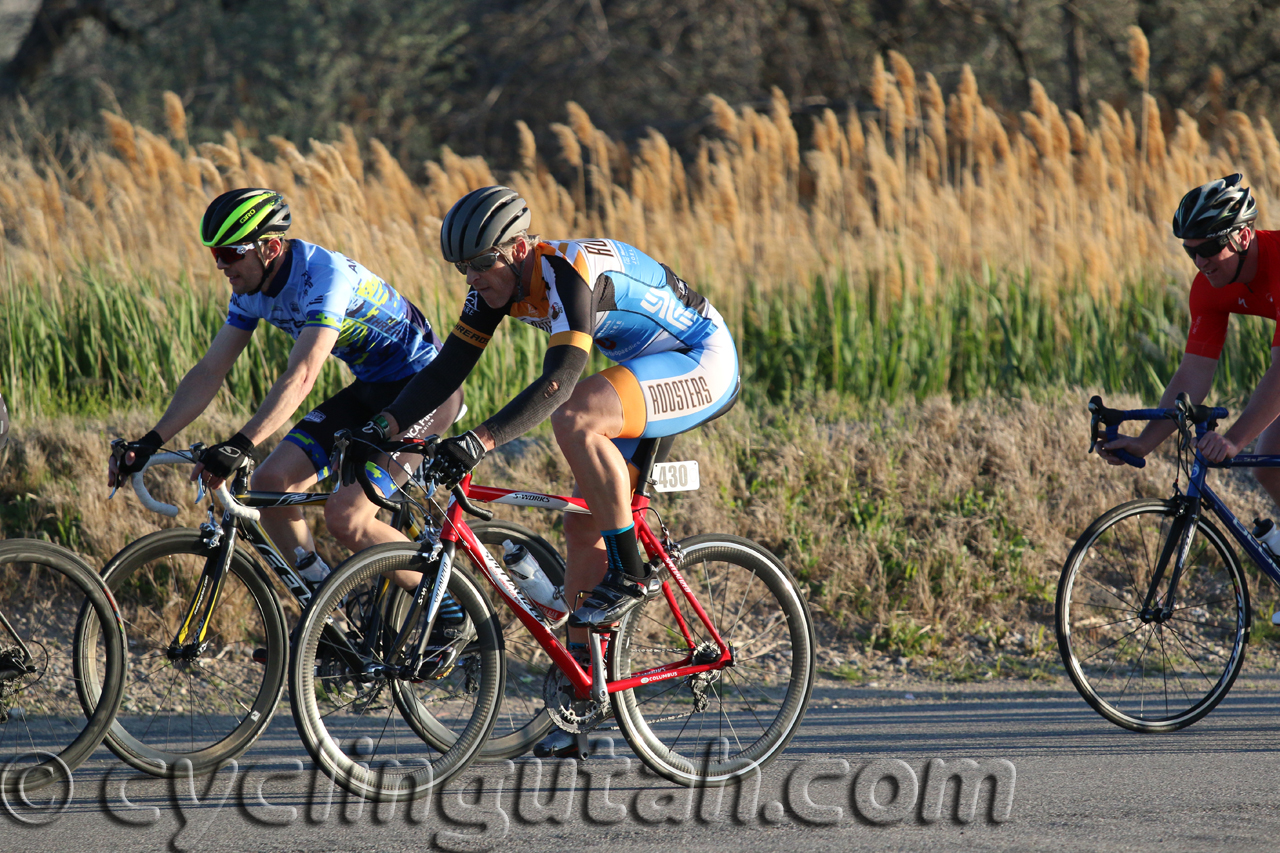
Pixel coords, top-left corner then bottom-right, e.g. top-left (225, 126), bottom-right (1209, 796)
top-left (1183, 233), bottom-right (1235, 260)
top-left (210, 242), bottom-right (258, 264)
top-left (453, 251), bottom-right (501, 275)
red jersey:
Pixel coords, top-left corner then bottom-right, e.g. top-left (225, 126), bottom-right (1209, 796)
top-left (1185, 229), bottom-right (1280, 359)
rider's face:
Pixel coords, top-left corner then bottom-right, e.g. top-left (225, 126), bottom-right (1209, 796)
top-left (1185, 230), bottom-right (1249, 288)
top-left (216, 239), bottom-right (281, 295)
top-left (467, 244), bottom-right (523, 308)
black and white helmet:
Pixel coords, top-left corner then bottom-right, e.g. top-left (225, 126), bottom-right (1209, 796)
top-left (440, 186), bottom-right (531, 262)
top-left (1172, 174), bottom-right (1258, 239)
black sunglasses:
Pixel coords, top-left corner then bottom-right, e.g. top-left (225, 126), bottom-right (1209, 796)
top-left (1183, 233), bottom-right (1235, 260)
top-left (454, 251), bottom-right (501, 275)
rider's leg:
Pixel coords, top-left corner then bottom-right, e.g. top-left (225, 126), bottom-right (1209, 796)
top-left (1254, 418), bottom-right (1280, 505)
top-left (552, 373), bottom-right (635, 645)
top-left (251, 441), bottom-right (322, 560)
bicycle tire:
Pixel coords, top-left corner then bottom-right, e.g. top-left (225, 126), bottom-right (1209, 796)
top-left (611, 534), bottom-right (815, 787)
top-left (0, 539), bottom-right (127, 795)
top-left (76, 528), bottom-right (288, 776)
top-left (1056, 498), bottom-right (1250, 732)
top-left (457, 520), bottom-right (563, 759)
top-left (289, 542), bottom-right (503, 802)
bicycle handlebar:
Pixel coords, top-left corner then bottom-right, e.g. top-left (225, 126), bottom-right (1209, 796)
top-left (334, 429), bottom-right (494, 521)
top-left (130, 451), bottom-right (261, 522)
top-left (1088, 394), bottom-right (1230, 470)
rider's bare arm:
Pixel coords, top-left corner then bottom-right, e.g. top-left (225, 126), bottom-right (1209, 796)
top-left (1202, 346), bottom-right (1280, 462)
top-left (1098, 352), bottom-right (1216, 463)
top-left (237, 326), bottom-right (339, 445)
top-left (152, 323), bottom-right (255, 441)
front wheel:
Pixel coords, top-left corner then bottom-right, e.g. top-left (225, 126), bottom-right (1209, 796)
top-left (611, 534), bottom-right (815, 787)
top-left (1056, 498), bottom-right (1250, 732)
top-left (289, 542), bottom-right (503, 801)
top-left (76, 528), bottom-right (288, 777)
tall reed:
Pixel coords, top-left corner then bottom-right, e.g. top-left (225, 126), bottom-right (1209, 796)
top-left (0, 50), bottom-right (1271, 417)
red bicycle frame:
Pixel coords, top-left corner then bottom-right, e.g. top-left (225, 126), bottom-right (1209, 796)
top-left (439, 474), bottom-right (733, 701)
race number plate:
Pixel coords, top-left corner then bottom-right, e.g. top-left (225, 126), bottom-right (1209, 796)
top-left (652, 460), bottom-right (699, 492)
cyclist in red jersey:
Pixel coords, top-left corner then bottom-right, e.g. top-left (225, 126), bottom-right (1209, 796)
top-left (1099, 174), bottom-right (1280, 503)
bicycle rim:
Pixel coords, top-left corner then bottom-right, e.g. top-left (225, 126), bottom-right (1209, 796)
top-left (78, 529), bottom-right (287, 776)
top-left (1056, 499), bottom-right (1249, 732)
top-left (611, 534), bottom-right (815, 787)
top-left (0, 540), bottom-right (127, 795)
top-left (290, 543), bottom-right (502, 801)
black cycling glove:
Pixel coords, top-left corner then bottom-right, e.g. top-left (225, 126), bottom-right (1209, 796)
top-left (432, 431), bottom-right (486, 489)
top-left (115, 430), bottom-right (164, 479)
top-left (200, 432), bottom-right (255, 480)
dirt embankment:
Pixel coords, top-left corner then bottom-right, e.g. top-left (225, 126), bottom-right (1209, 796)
top-left (3, 393), bottom-right (1277, 676)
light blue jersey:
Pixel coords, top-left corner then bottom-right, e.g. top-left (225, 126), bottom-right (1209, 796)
top-left (226, 240), bottom-right (438, 382)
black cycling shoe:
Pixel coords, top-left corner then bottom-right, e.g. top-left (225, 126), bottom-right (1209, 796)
top-left (413, 615), bottom-right (476, 680)
top-left (533, 727), bottom-right (581, 758)
top-left (568, 568), bottom-right (662, 629)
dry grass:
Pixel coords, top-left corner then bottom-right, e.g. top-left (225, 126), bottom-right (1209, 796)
top-left (0, 53), bottom-right (1271, 322)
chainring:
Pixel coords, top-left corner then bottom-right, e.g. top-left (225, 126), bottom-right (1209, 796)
top-left (541, 666), bottom-right (610, 734)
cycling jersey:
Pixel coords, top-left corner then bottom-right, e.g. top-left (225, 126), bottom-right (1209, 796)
top-left (386, 238), bottom-right (738, 448)
top-left (1186, 229), bottom-right (1280, 358)
top-left (225, 240), bottom-right (439, 383)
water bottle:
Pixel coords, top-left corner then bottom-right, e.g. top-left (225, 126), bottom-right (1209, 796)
top-left (1253, 519), bottom-right (1280, 557)
top-left (294, 546), bottom-right (332, 591)
top-left (502, 540), bottom-right (569, 627)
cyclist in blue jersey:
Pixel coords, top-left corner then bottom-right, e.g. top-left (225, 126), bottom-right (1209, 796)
top-left (363, 186), bottom-right (740, 755)
top-left (108, 188), bottom-right (462, 582)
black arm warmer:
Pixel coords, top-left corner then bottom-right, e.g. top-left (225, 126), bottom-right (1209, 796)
top-left (385, 336), bottom-right (484, 429)
top-left (482, 345), bottom-right (590, 447)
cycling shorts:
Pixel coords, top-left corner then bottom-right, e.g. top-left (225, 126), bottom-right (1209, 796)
top-left (600, 316), bottom-right (739, 462)
top-left (283, 378), bottom-right (463, 487)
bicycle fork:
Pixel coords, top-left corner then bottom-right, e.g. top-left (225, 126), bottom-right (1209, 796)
top-left (169, 517), bottom-right (240, 663)
top-left (1139, 495), bottom-right (1201, 624)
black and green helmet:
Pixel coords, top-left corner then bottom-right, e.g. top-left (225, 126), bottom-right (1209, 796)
top-left (1172, 174), bottom-right (1258, 240)
top-left (201, 188), bottom-right (291, 247)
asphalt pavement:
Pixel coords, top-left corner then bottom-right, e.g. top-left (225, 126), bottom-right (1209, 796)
top-left (9, 673), bottom-right (1280, 852)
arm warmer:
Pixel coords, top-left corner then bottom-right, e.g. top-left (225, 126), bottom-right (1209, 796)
top-left (385, 335), bottom-right (484, 429)
top-left (482, 345), bottom-right (591, 447)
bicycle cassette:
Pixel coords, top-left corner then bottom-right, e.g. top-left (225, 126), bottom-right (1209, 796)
top-left (542, 666), bottom-right (610, 734)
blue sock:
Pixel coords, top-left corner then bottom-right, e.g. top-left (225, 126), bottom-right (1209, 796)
top-left (601, 523), bottom-right (646, 580)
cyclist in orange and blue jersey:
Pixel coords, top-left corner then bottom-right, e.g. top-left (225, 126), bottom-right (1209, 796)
top-left (365, 186), bottom-right (740, 755)
top-left (108, 188), bottom-right (462, 583)
top-left (1099, 174), bottom-right (1280, 506)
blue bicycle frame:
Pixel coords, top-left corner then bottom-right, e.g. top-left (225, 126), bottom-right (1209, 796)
top-left (1100, 403), bottom-right (1280, 593)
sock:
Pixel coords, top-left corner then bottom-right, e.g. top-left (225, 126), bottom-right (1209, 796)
top-left (601, 524), bottom-right (646, 580)
top-left (567, 639), bottom-right (608, 664)
top-left (437, 592), bottom-right (465, 624)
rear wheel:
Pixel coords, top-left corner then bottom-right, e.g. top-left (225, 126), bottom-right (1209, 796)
top-left (0, 540), bottom-right (126, 794)
top-left (611, 535), bottom-right (814, 787)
